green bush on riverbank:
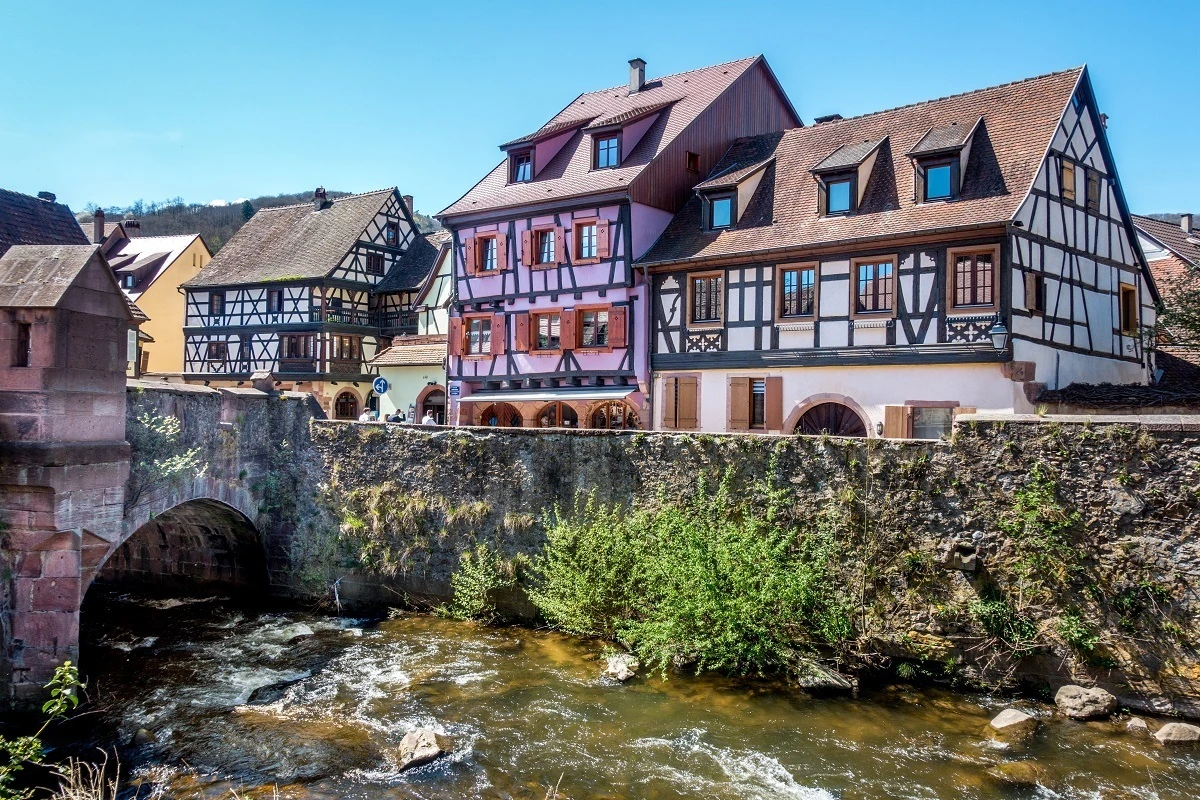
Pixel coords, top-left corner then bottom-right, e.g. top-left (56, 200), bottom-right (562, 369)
top-left (526, 477), bottom-right (853, 678)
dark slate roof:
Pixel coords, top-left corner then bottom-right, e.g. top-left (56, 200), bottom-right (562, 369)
top-left (376, 230), bottom-right (450, 293)
top-left (1038, 378), bottom-right (1200, 407)
top-left (183, 189), bottom-right (394, 288)
top-left (811, 137), bottom-right (888, 172)
top-left (1134, 215), bottom-right (1200, 268)
top-left (640, 67), bottom-right (1084, 266)
top-left (0, 244), bottom-right (102, 307)
top-left (907, 118), bottom-right (981, 156)
top-left (0, 188), bottom-right (89, 257)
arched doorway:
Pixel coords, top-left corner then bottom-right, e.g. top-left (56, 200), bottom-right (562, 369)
top-left (590, 401), bottom-right (640, 430)
top-left (334, 391), bottom-right (359, 420)
top-left (479, 403), bottom-right (522, 427)
top-left (537, 401), bottom-right (579, 428)
top-left (794, 402), bottom-right (868, 437)
top-left (421, 389), bottom-right (447, 424)
top-left (366, 391), bottom-right (379, 415)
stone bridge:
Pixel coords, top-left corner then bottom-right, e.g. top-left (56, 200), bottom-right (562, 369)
top-left (1, 381), bottom-right (322, 708)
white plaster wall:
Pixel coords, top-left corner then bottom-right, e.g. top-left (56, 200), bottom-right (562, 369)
top-left (376, 366), bottom-right (445, 417)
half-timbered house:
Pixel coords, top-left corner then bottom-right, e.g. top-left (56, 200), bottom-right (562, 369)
top-left (437, 56), bottom-right (800, 429)
top-left (181, 188), bottom-right (426, 418)
top-left (640, 67), bottom-right (1158, 438)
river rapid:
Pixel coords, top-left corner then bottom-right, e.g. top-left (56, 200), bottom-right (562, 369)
top-left (68, 589), bottom-right (1197, 799)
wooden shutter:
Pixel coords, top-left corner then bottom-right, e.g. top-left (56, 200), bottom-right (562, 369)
top-left (560, 311), bottom-right (576, 349)
top-left (554, 226), bottom-right (567, 265)
top-left (765, 376), bottom-right (783, 431)
top-left (490, 314), bottom-right (506, 355)
top-left (883, 405), bottom-right (910, 439)
top-left (678, 377), bottom-right (698, 429)
top-left (513, 313), bottom-right (530, 352)
top-left (495, 234), bottom-right (508, 270)
top-left (608, 306), bottom-right (627, 348)
top-left (729, 377), bottom-right (750, 431)
top-left (597, 219), bottom-right (611, 258)
top-left (448, 317), bottom-right (463, 357)
top-left (663, 378), bottom-right (678, 428)
top-left (521, 230), bottom-right (534, 267)
top-left (1024, 271), bottom-right (1040, 313)
top-left (463, 237), bottom-right (477, 276)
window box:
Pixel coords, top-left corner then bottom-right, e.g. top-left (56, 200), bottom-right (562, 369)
top-left (946, 245), bottom-right (1000, 311)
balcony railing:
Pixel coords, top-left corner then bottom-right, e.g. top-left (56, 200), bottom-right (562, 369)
top-left (327, 358), bottom-right (365, 376)
top-left (310, 307), bottom-right (372, 326)
top-left (278, 357), bottom-right (317, 373)
top-left (374, 310), bottom-right (419, 337)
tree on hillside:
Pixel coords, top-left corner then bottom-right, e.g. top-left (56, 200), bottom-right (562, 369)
top-left (1158, 268), bottom-right (1200, 350)
top-left (241, 199), bottom-right (255, 221)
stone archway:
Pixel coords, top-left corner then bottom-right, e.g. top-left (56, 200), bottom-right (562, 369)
top-left (783, 393), bottom-right (873, 438)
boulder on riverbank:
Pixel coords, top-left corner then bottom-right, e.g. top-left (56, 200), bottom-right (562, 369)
top-left (398, 728), bottom-right (452, 770)
top-left (795, 659), bottom-right (855, 693)
top-left (1126, 717), bottom-right (1150, 735)
top-left (1055, 685), bottom-right (1117, 720)
top-left (989, 708), bottom-right (1039, 738)
top-left (1154, 722), bottom-right (1200, 746)
top-left (604, 653), bottom-right (640, 682)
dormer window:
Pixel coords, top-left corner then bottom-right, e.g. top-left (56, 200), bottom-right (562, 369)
top-left (827, 178), bottom-right (853, 214)
top-left (122, 274), bottom-right (136, 289)
top-left (595, 135), bottom-right (620, 169)
top-left (385, 222), bottom-right (399, 246)
top-left (710, 195), bottom-right (734, 229)
top-left (907, 119), bottom-right (981, 204)
top-left (925, 163), bottom-right (953, 201)
top-left (512, 152), bottom-right (532, 183)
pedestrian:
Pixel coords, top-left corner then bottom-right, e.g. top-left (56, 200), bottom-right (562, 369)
top-left (421, 410), bottom-right (437, 426)
top-left (386, 410), bottom-right (402, 423)
top-left (358, 408), bottom-right (372, 423)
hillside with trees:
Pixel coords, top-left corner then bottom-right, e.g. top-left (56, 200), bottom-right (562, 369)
top-left (77, 190), bottom-right (440, 253)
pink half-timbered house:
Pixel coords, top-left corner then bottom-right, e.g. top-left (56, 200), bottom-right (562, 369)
top-left (437, 57), bottom-right (799, 429)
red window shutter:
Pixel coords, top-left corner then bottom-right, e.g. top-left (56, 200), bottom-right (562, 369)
top-left (554, 226), bottom-right (567, 264)
top-left (463, 237), bottom-right (477, 276)
top-left (765, 376), bottom-right (783, 431)
top-left (608, 306), bottom-right (627, 348)
top-left (663, 378), bottom-right (678, 428)
top-left (513, 313), bottom-right (530, 352)
top-left (560, 310), bottom-right (576, 349)
top-left (491, 314), bottom-right (506, 355)
top-left (448, 317), bottom-right (463, 357)
top-left (678, 377), bottom-right (698, 429)
top-left (597, 219), bottom-right (611, 258)
top-left (495, 234), bottom-right (508, 270)
top-left (521, 230), bottom-right (534, 267)
top-left (729, 377), bottom-right (750, 431)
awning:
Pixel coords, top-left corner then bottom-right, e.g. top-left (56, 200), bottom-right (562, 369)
top-left (459, 386), bottom-right (634, 404)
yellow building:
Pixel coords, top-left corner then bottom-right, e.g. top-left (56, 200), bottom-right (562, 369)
top-left (83, 212), bottom-right (212, 374)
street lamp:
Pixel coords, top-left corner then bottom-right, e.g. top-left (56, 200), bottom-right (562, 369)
top-left (989, 313), bottom-right (1010, 352)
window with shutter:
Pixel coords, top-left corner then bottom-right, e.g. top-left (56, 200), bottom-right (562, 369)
top-left (729, 377), bottom-right (750, 431)
top-left (1024, 272), bottom-right (1045, 314)
top-left (448, 318), bottom-right (463, 357)
top-left (491, 314), bottom-right (507, 355)
top-left (946, 246), bottom-right (999, 311)
top-left (513, 313), bottom-right (531, 352)
top-left (765, 376), bottom-right (783, 431)
top-left (495, 234), bottom-right (508, 270)
top-left (596, 219), bottom-right (611, 258)
top-left (662, 375), bottom-right (699, 430)
top-left (883, 405), bottom-right (910, 438)
top-left (521, 230), bottom-right (535, 267)
top-left (463, 237), bottom-right (477, 276)
top-left (608, 306), bottom-right (627, 348)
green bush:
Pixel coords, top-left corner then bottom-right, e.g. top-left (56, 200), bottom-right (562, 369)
top-left (444, 542), bottom-right (514, 623)
top-left (1057, 612), bottom-right (1099, 652)
top-left (998, 462), bottom-right (1081, 585)
top-left (527, 478), bottom-right (852, 678)
top-left (969, 597), bottom-right (1039, 655)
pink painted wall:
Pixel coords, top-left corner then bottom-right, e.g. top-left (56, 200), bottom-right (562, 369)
top-left (630, 202), bottom-right (677, 260)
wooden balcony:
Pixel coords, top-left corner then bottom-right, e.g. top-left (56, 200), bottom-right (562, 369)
top-left (311, 307), bottom-right (372, 326)
top-left (278, 358), bottom-right (317, 373)
top-left (374, 310), bottom-right (418, 337)
top-left (326, 358), bottom-right (365, 376)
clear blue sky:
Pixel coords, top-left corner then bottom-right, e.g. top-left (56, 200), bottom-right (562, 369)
top-left (2, 0), bottom-right (1194, 217)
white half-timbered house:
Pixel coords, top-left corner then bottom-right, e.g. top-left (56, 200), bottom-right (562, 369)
top-left (181, 188), bottom-right (429, 418)
top-left (639, 67), bottom-right (1157, 438)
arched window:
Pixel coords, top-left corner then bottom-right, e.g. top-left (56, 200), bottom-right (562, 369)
top-left (590, 401), bottom-right (640, 431)
top-left (794, 402), bottom-right (867, 437)
top-left (422, 389), bottom-right (447, 424)
top-left (537, 402), bottom-right (579, 428)
top-left (479, 403), bottom-right (522, 428)
top-left (334, 391), bottom-right (359, 420)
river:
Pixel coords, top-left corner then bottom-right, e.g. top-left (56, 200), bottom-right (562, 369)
top-left (68, 588), bottom-right (1196, 799)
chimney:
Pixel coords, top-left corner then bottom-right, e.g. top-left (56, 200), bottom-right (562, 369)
top-left (628, 58), bottom-right (646, 94)
top-left (93, 209), bottom-right (106, 243)
top-left (37, 191), bottom-right (56, 203)
top-left (1099, 113), bottom-right (1108, 129)
top-left (313, 186), bottom-right (328, 212)
top-left (1183, 214), bottom-right (1194, 233)
top-left (402, 195), bottom-right (414, 215)
top-left (124, 218), bottom-right (141, 238)
top-left (814, 113), bottom-right (844, 124)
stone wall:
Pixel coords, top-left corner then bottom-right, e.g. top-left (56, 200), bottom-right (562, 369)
top-left (305, 416), bottom-right (1200, 717)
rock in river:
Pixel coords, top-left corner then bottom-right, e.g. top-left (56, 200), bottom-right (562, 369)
top-left (1154, 722), bottom-right (1200, 746)
top-left (1054, 685), bottom-right (1117, 720)
top-left (398, 728), bottom-right (452, 770)
top-left (604, 653), bottom-right (639, 682)
top-left (985, 761), bottom-right (1049, 788)
top-left (1125, 716), bottom-right (1150, 735)
top-left (989, 708), bottom-right (1039, 738)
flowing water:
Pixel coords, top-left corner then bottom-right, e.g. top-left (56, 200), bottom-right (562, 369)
top-left (70, 589), bottom-right (1198, 799)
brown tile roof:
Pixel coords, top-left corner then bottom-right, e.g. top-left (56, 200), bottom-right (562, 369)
top-left (501, 116), bottom-right (599, 148)
top-left (584, 98), bottom-right (680, 130)
top-left (370, 335), bottom-right (447, 367)
top-left (693, 157), bottom-right (775, 191)
top-left (125, 294), bottom-right (150, 322)
top-left (376, 230), bottom-right (450, 293)
top-left (0, 244), bottom-right (102, 308)
top-left (0, 188), bottom-right (89, 257)
top-left (1133, 215), bottom-right (1200, 268)
top-left (640, 67), bottom-right (1085, 266)
top-left (183, 189), bottom-right (395, 288)
top-left (907, 118), bottom-right (981, 156)
top-left (439, 57), bottom-right (765, 218)
top-left (811, 136), bottom-right (888, 172)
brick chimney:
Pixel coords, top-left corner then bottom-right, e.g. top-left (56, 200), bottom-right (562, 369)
top-left (629, 58), bottom-right (646, 94)
top-left (93, 209), bottom-right (105, 243)
top-left (402, 195), bottom-right (414, 215)
top-left (1182, 214), bottom-right (1194, 233)
top-left (313, 187), bottom-right (328, 212)
top-left (36, 191), bottom-right (56, 202)
top-left (124, 218), bottom-right (141, 238)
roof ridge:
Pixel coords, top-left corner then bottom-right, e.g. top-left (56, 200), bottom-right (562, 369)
top-left (254, 187), bottom-right (395, 213)
top-left (804, 66), bottom-right (1085, 127)
top-left (577, 55), bottom-right (759, 99)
